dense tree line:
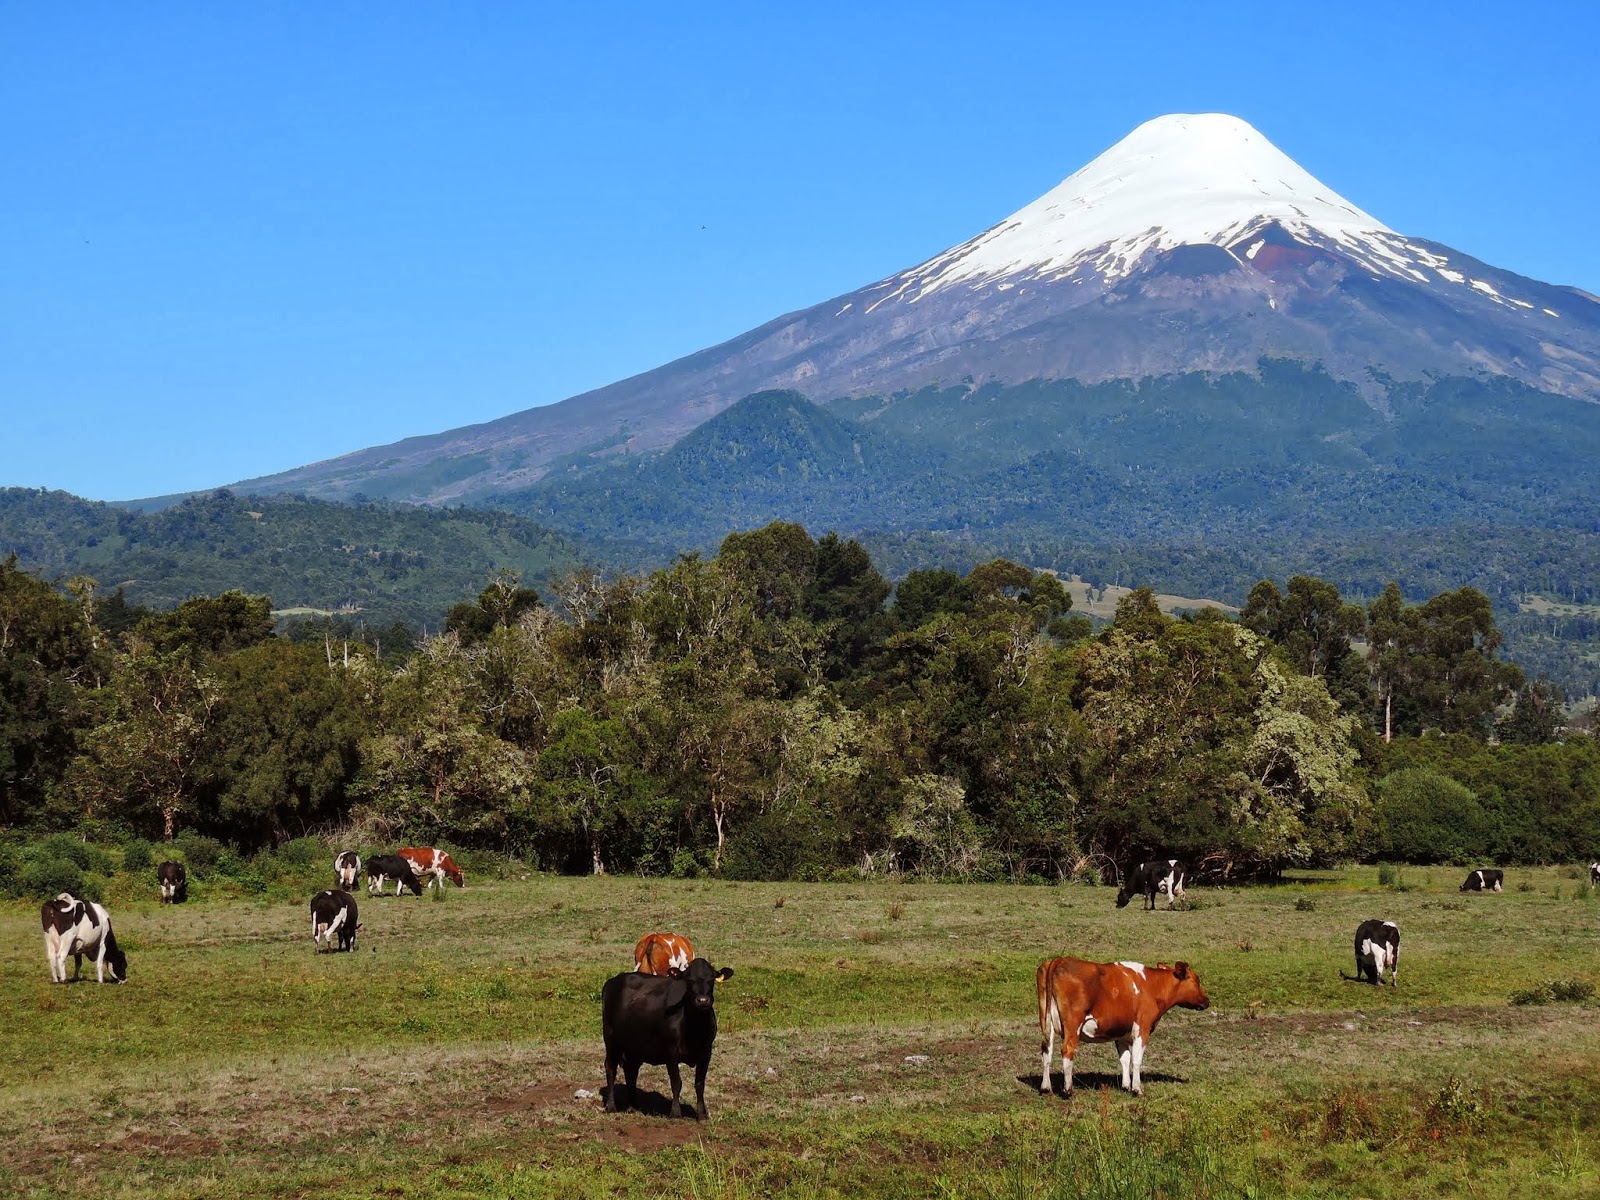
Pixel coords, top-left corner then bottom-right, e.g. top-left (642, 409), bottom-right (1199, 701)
top-left (2, 529), bottom-right (1593, 881)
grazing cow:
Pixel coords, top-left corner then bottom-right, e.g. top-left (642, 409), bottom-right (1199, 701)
top-left (366, 854), bottom-right (425, 897)
top-left (1341, 919), bottom-right (1400, 986)
top-left (1460, 868), bottom-right (1504, 893)
top-left (40, 893), bottom-right (127, 984)
top-left (634, 932), bottom-right (695, 975)
top-left (1036, 957), bottom-right (1208, 1097)
top-left (310, 889), bottom-right (361, 952)
top-left (1116, 860), bottom-right (1188, 911)
top-left (1590, 862), bottom-right (1599, 887)
top-left (157, 860), bottom-right (188, 904)
top-left (602, 957), bottom-right (734, 1119)
top-left (398, 846), bottom-right (464, 890)
top-left (334, 851), bottom-right (361, 890)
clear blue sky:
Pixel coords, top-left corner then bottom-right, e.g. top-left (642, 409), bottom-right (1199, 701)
top-left (4, 2), bottom-right (1597, 500)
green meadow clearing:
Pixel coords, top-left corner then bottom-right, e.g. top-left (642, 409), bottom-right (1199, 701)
top-left (3, 867), bottom-right (1599, 1199)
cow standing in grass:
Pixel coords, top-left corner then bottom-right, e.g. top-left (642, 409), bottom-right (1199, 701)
top-left (366, 854), bottom-right (425, 897)
top-left (1036, 957), bottom-right (1209, 1097)
top-left (41, 893), bottom-right (127, 984)
top-left (335, 851), bottom-right (361, 890)
top-left (398, 847), bottom-right (464, 890)
top-left (157, 861), bottom-right (187, 904)
top-left (1590, 862), bottom-right (1600, 888)
top-left (1116, 860), bottom-right (1188, 911)
top-left (310, 889), bottom-right (361, 952)
top-left (634, 932), bottom-right (694, 975)
top-left (1460, 869), bottom-right (1504, 893)
top-left (602, 957), bottom-right (734, 1119)
top-left (1342, 919), bottom-right (1400, 986)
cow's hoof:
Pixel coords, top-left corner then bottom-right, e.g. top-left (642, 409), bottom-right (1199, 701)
top-left (696, 1106), bottom-right (708, 1120)
top-left (669, 1102), bottom-right (683, 1119)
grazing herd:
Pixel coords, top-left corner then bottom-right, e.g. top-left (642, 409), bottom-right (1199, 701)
top-left (31, 849), bottom-right (1563, 1120)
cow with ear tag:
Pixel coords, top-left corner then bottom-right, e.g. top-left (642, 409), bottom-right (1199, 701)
top-left (602, 956), bottom-right (734, 1119)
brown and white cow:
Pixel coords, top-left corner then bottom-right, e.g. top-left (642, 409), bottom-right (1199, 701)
top-left (634, 932), bottom-right (694, 975)
top-left (397, 846), bottom-right (464, 890)
top-left (1036, 957), bottom-right (1209, 1097)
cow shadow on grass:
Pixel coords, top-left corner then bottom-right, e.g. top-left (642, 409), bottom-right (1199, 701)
top-left (1017, 1071), bottom-right (1188, 1096)
top-left (599, 1084), bottom-right (704, 1120)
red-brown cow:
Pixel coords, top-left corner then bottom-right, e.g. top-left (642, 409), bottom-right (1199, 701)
top-left (397, 847), bottom-right (464, 890)
top-left (634, 932), bottom-right (694, 975)
top-left (1036, 957), bottom-right (1209, 1097)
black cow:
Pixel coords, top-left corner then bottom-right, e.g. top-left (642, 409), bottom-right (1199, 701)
top-left (1341, 918), bottom-right (1399, 986)
top-left (602, 957), bottom-right (734, 1119)
top-left (157, 861), bottom-right (187, 904)
top-left (1460, 869), bottom-right (1504, 893)
top-left (366, 854), bottom-right (424, 897)
top-left (41, 893), bottom-right (127, 984)
top-left (310, 889), bottom-right (361, 952)
top-left (1116, 859), bottom-right (1187, 910)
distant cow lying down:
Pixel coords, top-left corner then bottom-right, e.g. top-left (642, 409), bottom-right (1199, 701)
top-left (1036, 957), bottom-right (1209, 1097)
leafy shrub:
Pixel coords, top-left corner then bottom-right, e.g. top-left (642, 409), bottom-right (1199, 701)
top-left (1551, 978), bottom-right (1596, 1003)
top-left (20, 857), bottom-right (86, 901)
top-left (1377, 863), bottom-right (1400, 887)
top-left (0, 843), bottom-right (23, 898)
top-left (214, 848), bottom-right (247, 878)
top-left (1511, 982), bottom-right (1554, 1006)
top-left (36, 833), bottom-right (92, 871)
top-left (1295, 896), bottom-right (1317, 912)
top-left (1374, 768), bottom-right (1489, 864)
top-left (175, 833), bottom-right (223, 875)
top-left (121, 840), bottom-right (154, 874)
top-left (1427, 1076), bottom-right (1486, 1132)
top-left (278, 837), bottom-right (324, 868)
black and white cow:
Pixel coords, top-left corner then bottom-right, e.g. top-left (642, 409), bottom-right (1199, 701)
top-left (1460, 869), bottom-right (1504, 893)
top-left (335, 850), bottom-right (361, 890)
top-left (157, 860), bottom-right (187, 904)
top-left (602, 957), bottom-right (734, 1119)
top-left (1341, 918), bottom-right (1399, 986)
top-left (1590, 862), bottom-right (1600, 888)
top-left (1116, 859), bottom-right (1188, 911)
top-left (41, 893), bottom-right (127, 984)
top-left (310, 889), bottom-right (361, 952)
top-left (366, 854), bottom-right (424, 897)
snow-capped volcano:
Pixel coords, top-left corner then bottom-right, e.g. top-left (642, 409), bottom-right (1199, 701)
top-left (230, 113), bottom-right (1600, 506)
top-left (881, 114), bottom-right (1399, 296)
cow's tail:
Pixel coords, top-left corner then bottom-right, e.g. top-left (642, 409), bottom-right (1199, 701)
top-left (1036, 961), bottom-right (1061, 1041)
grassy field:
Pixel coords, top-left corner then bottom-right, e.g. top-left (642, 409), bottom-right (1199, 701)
top-left (3, 865), bottom-right (1599, 1198)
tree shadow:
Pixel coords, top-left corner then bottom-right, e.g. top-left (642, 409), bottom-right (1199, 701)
top-left (601, 1083), bottom-right (703, 1120)
top-left (1017, 1071), bottom-right (1189, 1096)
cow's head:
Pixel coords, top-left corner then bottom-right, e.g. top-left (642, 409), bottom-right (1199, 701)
top-left (670, 958), bottom-right (734, 1010)
top-left (1167, 961), bottom-right (1207, 1010)
top-left (1115, 886), bottom-right (1133, 908)
top-left (105, 943), bottom-right (128, 984)
top-left (442, 856), bottom-right (465, 888)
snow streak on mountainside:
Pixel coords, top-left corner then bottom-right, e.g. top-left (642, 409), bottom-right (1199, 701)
top-left (225, 113), bottom-right (1600, 507)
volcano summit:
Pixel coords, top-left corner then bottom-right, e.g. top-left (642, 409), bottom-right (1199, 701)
top-left (235, 113), bottom-right (1600, 506)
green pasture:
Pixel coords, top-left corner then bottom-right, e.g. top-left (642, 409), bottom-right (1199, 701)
top-left (3, 867), bottom-right (1599, 1198)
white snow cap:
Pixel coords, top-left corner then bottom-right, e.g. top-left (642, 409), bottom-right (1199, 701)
top-left (878, 113), bottom-right (1442, 303)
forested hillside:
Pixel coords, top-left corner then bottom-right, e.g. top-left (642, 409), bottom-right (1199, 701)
top-left (0, 488), bottom-right (600, 629)
top-left (5, 527), bottom-right (1593, 895)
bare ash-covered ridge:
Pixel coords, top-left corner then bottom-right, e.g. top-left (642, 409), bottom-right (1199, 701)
top-left (229, 113), bottom-right (1600, 507)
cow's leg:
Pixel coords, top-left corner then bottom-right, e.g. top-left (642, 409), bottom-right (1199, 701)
top-left (603, 1052), bottom-right (619, 1112)
top-left (1116, 1037), bottom-right (1133, 1091)
top-left (694, 1053), bottom-right (711, 1119)
top-left (93, 945), bottom-right (106, 983)
top-left (623, 1062), bottom-right (640, 1112)
top-left (1129, 1029), bottom-right (1146, 1096)
top-left (71, 952), bottom-right (84, 983)
top-left (1039, 1011), bottom-right (1056, 1094)
top-left (1060, 1025), bottom-right (1080, 1097)
top-left (666, 1062), bottom-right (684, 1118)
top-left (46, 937), bottom-right (63, 983)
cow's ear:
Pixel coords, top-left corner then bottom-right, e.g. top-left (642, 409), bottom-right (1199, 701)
top-left (665, 979), bottom-right (688, 1009)
top-left (1173, 961), bottom-right (1189, 980)
top-left (716, 967), bottom-right (734, 982)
